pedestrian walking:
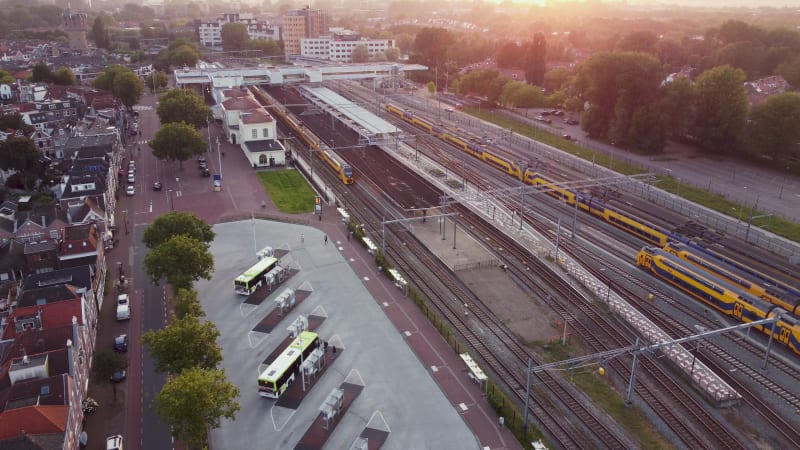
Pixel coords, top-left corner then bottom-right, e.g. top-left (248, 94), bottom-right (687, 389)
top-left (347, 232), bottom-right (351, 241)
top-left (324, 235), bottom-right (328, 245)
top-left (300, 233), bottom-right (304, 243)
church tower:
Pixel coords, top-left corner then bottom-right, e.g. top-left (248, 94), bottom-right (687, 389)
top-left (62, 7), bottom-right (89, 54)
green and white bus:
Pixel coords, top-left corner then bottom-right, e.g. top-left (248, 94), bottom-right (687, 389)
top-left (258, 331), bottom-right (320, 398)
top-left (234, 256), bottom-right (278, 295)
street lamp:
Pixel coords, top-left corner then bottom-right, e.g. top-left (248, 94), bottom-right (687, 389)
top-left (122, 210), bottom-right (129, 235)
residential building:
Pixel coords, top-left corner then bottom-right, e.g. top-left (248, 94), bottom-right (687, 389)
top-left (283, 7), bottom-right (329, 56)
top-left (301, 29), bottom-right (394, 62)
top-left (196, 13), bottom-right (280, 48)
top-left (745, 75), bottom-right (791, 107)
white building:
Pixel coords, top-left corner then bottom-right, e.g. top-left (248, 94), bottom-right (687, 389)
top-left (300, 28), bottom-right (393, 62)
top-left (197, 13), bottom-right (280, 48)
top-left (218, 87), bottom-right (285, 168)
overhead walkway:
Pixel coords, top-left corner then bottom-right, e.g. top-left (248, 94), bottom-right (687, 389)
top-left (174, 62), bottom-right (427, 91)
top-left (298, 86), bottom-right (398, 145)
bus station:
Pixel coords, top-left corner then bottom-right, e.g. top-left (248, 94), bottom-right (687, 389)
top-left (196, 219), bottom-right (481, 449)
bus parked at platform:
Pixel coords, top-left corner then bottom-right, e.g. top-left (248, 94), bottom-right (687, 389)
top-left (234, 256), bottom-right (279, 295)
top-left (258, 331), bottom-right (320, 398)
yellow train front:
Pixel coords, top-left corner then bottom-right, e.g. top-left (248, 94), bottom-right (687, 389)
top-left (636, 246), bottom-right (800, 356)
top-left (319, 148), bottom-right (354, 184)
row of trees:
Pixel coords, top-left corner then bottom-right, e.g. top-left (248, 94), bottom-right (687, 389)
top-left (154, 39), bottom-right (203, 71)
top-left (31, 63), bottom-right (77, 86)
top-left (140, 212), bottom-right (239, 448)
top-left (148, 89), bottom-right (212, 166)
top-left (455, 50), bottom-right (799, 166)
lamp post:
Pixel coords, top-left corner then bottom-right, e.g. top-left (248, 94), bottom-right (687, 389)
top-left (690, 325), bottom-right (707, 378)
top-left (217, 136), bottom-right (222, 179)
top-left (122, 210), bottom-right (129, 235)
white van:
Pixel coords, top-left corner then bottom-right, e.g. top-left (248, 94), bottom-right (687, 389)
top-left (116, 294), bottom-right (130, 321)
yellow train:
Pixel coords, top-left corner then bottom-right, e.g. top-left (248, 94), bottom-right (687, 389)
top-left (637, 246), bottom-right (800, 356)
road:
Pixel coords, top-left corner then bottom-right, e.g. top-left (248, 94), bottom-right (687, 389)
top-left (125, 90), bottom-right (286, 450)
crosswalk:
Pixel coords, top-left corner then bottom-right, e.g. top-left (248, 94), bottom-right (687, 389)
top-left (132, 140), bottom-right (149, 146)
top-left (132, 105), bottom-right (153, 111)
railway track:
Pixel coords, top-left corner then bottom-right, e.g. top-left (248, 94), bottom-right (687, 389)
top-left (264, 83), bottom-right (785, 447)
top-left (459, 204), bottom-right (749, 449)
top-left (578, 249), bottom-right (800, 446)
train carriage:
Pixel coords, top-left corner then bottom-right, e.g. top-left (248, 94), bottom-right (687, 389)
top-left (637, 246), bottom-right (800, 356)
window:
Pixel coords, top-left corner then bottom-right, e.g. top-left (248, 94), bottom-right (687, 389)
top-left (263, 128), bottom-right (268, 138)
top-left (252, 129), bottom-right (257, 139)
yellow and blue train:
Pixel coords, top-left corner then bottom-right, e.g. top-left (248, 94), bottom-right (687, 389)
top-left (637, 246), bottom-right (800, 356)
top-left (251, 87), bottom-right (354, 184)
top-left (664, 242), bottom-right (800, 313)
top-left (386, 103), bottom-right (674, 246)
top-left (387, 103), bottom-right (800, 303)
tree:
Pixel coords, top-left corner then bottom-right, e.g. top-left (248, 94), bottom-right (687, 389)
top-left (92, 65), bottom-right (128, 92)
top-left (616, 30), bottom-right (659, 54)
top-left (142, 315), bottom-right (221, 374)
top-left (142, 211), bottom-right (215, 249)
top-left (412, 27), bottom-right (455, 73)
top-left (245, 39), bottom-right (281, 56)
top-left (52, 67), bottom-right (77, 86)
top-left (221, 23), bottom-right (249, 52)
top-left (524, 33), bottom-right (547, 87)
top-left (777, 55), bottom-right (800, 89)
top-left (92, 16), bottom-right (109, 49)
top-left (146, 71), bottom-right (169, 92)
top-left (746, 92), bottom-right (800, 164)
top-left (169, 44), bottom-right (201, 68)
top-left (350, 44), bottom-right (370, 63)
top-left (497, 41), bottom-right (521, 69)
top-left (31, 63), bottom-right (53, 83)
top-left (660, 77), bottom-right (695, 139)
top-left (148, 122), bottom-right (207, 167)
top-left (573, 51), bottom-right (665, 145)
top-left (0, 114), bottom-right (29, 133)
top-left (93, 351), bottom-right (128, 381)
top-left (144, 234), bottom-right (214, 289)
top-left (691, 65), bottom-right (748, 154)
top-left (153, 367), bottom-right (240, 449)
top-left (384, 47), bottom-right (400, 62)
top-left (156, 90), bottom-right (212, 129)
top-left (0, 137), bottom-right (42, 189)
top-left (174, 288), bottom-right (206, 319)
top-left (0, 69), bottom-right (14, 84)
top-left (93, 350), bottom-right (128, 400)
top-left (112, 70), bottom-right (144, 110)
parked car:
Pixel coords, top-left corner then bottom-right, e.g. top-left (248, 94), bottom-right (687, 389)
top-left (116, 294), bottom-right (130, 321)
top-left (127, 174), bottom-right (135, 183)
top-left (153, 181), bottom-right (162, 191)
top-left (197, 155), bottom-right (206, 163)
top-left (564, 118), bottom-right (579, 125)
top-left (110, 369), bottom-right (127, 383)
top-left (201, 168), bottom-right (211, 177)
top-left (562, 134), bottom-right (572, 140)
top-left (125, 185), bottom-right (135, 196)
top-left (540, 111), bottom-right (551, 116)
top-left (114, 334), bottom-right (128, 352)
top-left (534, 116), bottom-right (552, 124)
top-left (106, 435), bottom-right (124, 450)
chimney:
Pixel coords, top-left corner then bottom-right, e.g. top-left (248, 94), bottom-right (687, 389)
top-left (41, 215), bottom-right (46, 227)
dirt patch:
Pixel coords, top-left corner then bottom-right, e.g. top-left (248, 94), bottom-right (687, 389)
top-left (459, 266), bottom-right (560, 343)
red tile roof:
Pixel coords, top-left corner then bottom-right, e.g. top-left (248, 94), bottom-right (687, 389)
top-left (2, 295), bottom-right (82, 341)
top-left (0, 404), bottom-right (68, 439)
top-left (240, 109), bottom-right (272, 124)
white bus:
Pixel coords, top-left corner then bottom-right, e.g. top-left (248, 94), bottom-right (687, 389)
top-left (258, 331), bottom-right (320, 398)
top-left (234, 256), bottom-right (279, 295)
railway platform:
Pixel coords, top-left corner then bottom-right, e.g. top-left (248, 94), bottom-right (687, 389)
top-left (311, 204), bottom-right (521, 450)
